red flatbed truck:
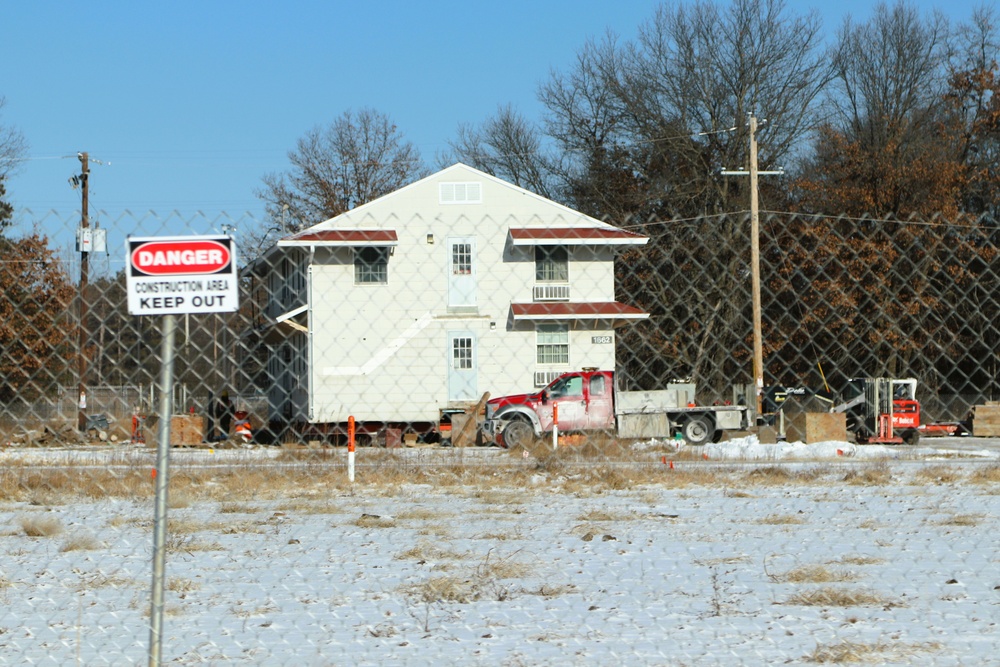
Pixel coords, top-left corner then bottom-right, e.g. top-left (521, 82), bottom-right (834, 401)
top-left (482, 369), bottom-right (749, 448)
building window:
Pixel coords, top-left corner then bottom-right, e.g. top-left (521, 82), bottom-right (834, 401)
top-left (452, 243), bottom-right (472, 275)
top-left (354, 247), bottom-right (388, 284)
top-left (536, 324), bottom-right (569, 365)
top-left (535, 246), bottom-right (568, 282)
top-left (453, 337), bottom-right (473, 370)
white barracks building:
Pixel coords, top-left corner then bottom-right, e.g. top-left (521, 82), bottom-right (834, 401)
top-left (246, 164), bottom-right (649, 434)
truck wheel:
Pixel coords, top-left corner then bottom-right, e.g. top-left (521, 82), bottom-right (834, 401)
top-left (681, 415), bottom-right (712, 445)
top-left (501, 418), bottom-right (533, 450)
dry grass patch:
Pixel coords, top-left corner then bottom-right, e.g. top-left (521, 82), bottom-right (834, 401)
top-left (395, 507), bottom-right (450, 521)
top-left (758, 513), bottom-right (806, 526)
top-left (695, 555), bottom-right (751, 567)
top-left (806, 640), bottom-right (942, 663)
top-left (165, 534), bottom-right (224, 553)
top-left (576, 508), bottom-right (636, 522)
top-left (19, 514), bottom-right (64, 537)
top-left (969, 464), bottom-right (1000, 484)
top-left (473, 528), bottom-right (523, 541)
top-left (169, 518), bottom-right (230, 534)
top-left (59, 532), bottom-right (103, 552)
top-left (219, 520), bottom-right (267, 535)
top-left (396, 540), bottom-right (469, 563)
top-left (275, 500), bottom-right (344, 515)
top-left (404, 549), bottom-right (531, 603)
top-left (467, 488), bottom-right (527, 506)
top-left (523, 583), bottom-right (577, 598)
top-left (477, 549), bottom-right (531, 580)
top-left (912, 465), bottom-right (962, 485)
top-left (842, 462), bottom-right (892, 486)
top-left (934, 513), bottom-right (983, 527)
top-left (831, 554), bottom-right (885, 566)
top-left (414, 523), bottom-right (453, 538)
top-left (167, 491), bottom-right (195, 509)
top-left (167, 577), bottom-right (200, 594)
top-left (783, 587), bottom-right (900, 608)
top-left (74, 572), bottom-right (140, 591)
top-left (407, 575), bottom-right (480, 603)
top-left (218, 502), bottom-right (257, 514)
top-left (1, 467), bottom-right (152, 502)
top-left (27, 490), bottom-right (68, 506)
top-left (354, 513), bottom-right (396, 528)
top-left (770, 565), bottom-right (858, 584)
top-left (742, 466), bottom-right (826, 486)
top-left (231, 603), bottom-right (280, 619)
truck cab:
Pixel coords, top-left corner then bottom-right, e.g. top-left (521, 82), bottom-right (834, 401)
top-left (484, 370), bottom-right (615, 447)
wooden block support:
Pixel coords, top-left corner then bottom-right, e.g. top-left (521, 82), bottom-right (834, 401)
top-left (170, 415), bottom-right (205, 446)
top-left (452, 392), bottom-right (490, 448)
top-left (754, 425), bottom-right (779, 444)
top-left (970, 404), bottom-right (1000, 437)
top-left (786, 412), bottom-right (847, 444)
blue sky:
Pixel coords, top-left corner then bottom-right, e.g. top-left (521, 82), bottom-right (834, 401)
top-left (1, 0), bottom-right (990, 224)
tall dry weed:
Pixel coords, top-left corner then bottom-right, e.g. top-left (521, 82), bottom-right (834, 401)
top-left (969, 464), bottom-right (1000, 484)
top-left (842, 461), bottom-right (892, 486)
top-left (19, 514), bottom-right (64, 537)
top-left (60, 532), bottom-right (103, 552)
top-left (783, 587), bottom-right (899, 607)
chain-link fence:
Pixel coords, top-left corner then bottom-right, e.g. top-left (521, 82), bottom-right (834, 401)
top-left (2, 176), bottom-right (999, 664)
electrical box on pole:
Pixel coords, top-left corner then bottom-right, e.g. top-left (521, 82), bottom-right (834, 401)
top-left (76, 227), bottom-right (107, 253)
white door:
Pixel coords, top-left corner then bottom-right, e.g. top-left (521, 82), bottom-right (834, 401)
top-left (448, 238), bottom-right (476, 309)
top-left (448, 332), bottom-right (478, 401)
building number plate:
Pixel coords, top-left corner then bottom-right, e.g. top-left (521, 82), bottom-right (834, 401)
top-left (591, 335), bottom-right (613, 344)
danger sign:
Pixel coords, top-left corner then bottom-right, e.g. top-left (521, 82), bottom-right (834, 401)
top-left (126, 235), bottom-right (239, 315)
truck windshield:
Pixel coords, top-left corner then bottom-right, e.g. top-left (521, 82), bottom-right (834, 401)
top-left (549, 375), bottom-right (583, 399)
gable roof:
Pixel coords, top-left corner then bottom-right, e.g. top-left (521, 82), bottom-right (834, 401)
top-left (244, 163), bottom-right (648, 272)
top-left (301, 163), bottom-right (643, 237)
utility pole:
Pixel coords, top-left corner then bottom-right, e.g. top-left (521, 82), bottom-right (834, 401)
top-left (77, 152), bottom-right (90, 432)
top-left (721, 114), bottom-right (783, 417)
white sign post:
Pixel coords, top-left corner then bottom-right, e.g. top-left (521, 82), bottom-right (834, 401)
top-left (127, 235), bottom-right (238, 667)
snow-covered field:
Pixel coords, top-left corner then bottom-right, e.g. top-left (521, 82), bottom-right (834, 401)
top-left (1, 438), bottom-right (998, 665)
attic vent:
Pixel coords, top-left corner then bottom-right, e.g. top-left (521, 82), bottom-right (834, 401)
top-left (440, 182), bottom-right (482, 204)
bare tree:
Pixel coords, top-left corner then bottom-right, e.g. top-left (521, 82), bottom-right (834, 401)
top-left (0, 96), bottom-right (27, 182)
top-left (947, 5), bottom-right (1000, 218)
top-left (539, 0), bottom-right (831, 221)
top-left (257, 108), bottom-right (428, 232)
top-left (535, 0), bottom-right (831, 389)
top-left (0, 96), bottom-right (28, 233)
top-left (445, 104), bottom-right (557, 198)
top-left (793, 1), bottom-right (959, 217)
top-left (828, 2), bottom-right (950, 148)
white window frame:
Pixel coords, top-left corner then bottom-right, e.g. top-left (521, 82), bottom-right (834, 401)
top-left (535, 245), bottom-right (569, 283)
top-left (452, 336), bottom-right (474, 370)
top-left (536, 323), bottom-right (570, 365)
top-left (354, 247), bottom-right (389, 285)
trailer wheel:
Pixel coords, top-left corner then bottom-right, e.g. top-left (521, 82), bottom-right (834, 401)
top-left (501, 418), bottom-right (534, 450)
top-left (681, 415), bottom-right (712, 445)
